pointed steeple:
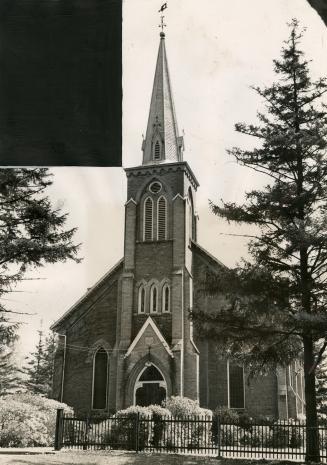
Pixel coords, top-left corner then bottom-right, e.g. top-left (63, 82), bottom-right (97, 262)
top-left (142, 32), bottom-right (184, 165)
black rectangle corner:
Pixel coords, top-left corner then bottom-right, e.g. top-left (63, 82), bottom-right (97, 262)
top-left (0, 0), bottom-right (122, 167)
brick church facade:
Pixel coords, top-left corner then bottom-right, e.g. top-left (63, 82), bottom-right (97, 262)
top-left (52, 32), bottom-right (304, 419)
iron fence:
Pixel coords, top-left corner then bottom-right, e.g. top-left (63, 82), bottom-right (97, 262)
top-left (54, 409), bottom-right (327, 461)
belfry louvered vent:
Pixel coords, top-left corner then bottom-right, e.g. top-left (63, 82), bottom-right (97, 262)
top-left (150, 285), bottom-right (158, 313)
top-left (163, 284), bottom-right (170, 312)
top-left (157, 196), bottom-right (167, 240)
top-left (144, 197), bottom-right (153, 241)
top-left (154, 141), bottom-right (161, 160)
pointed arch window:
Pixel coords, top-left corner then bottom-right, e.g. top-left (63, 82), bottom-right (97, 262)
top-left (138, 285), bottom-right (146, 314)
top-left (150, 284), bottom-right (158, 313)
top-left (162, 283), bottom-right (170, 313)
top-left (92, 348), bottom-right (108, 410)
top-left (157, 196), bottom-right (167, 240)
top-left (227, 361), bottom-right (245, 409)
top-left (143, 197), bottom-right (153, 241)
top-left (154, 140), bottom-right (161, 160)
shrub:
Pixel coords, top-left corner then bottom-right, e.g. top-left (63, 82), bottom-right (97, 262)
top-left (240, 429), bottom-right (266, 447)
top-left (238, 411), bottom-right (253, 431)
top-left (163, 396), bottom-right (211, 417)
top-left (108, 405), bottom-right (152, 450)
top-left (147, 405), bottom-right (170, 448)
top-left (214, 406), bottom-right (239, 424)
top-left (163, 396), bottom-right (212, 449)
top-left (264, 421), bottom-right (303, 448)
top-left (220, 425), bottom-right (243, 446)
top-left (0, 393), bottom-right (73, 447)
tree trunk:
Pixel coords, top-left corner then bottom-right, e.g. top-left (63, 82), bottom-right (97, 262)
top-left (303, 335), bottom-right (320, 462)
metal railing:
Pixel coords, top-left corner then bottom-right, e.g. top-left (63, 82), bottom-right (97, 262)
top-left (54, 409), bottom-right (327, 461)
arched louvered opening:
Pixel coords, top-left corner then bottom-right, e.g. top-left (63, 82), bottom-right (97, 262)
top-left (150, 284), bottom-right (158, 313)
top-left (138, 285), bottom-right (146, 314)
top-left (228, 361), bottom-right (245, 409)
top-left (143, 197), bottom-right (153, 241)
top-left (154, 140), bottom-right (161, 160)
top-left (92, 348), bottom-right (108, 410)
top-left (157, 196), bottom-right (167, 240)
top-left (162, 284), bottom-right (170, 313)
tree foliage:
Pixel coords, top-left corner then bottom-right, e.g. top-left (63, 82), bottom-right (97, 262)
top-left (0, 313), bottom-right (22, 396)
top-left (0, 168), bottom-right (80, 295)
top-left (316, 352), bottom-right (327, 423)
top-left (191, 20), bottom-right (327, 461)
top-left (25, 330), bottom-right (56, 397)
top-left (0, 168), bottom-right (80, 395)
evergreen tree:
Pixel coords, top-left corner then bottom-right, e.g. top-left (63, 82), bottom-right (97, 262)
top-left (0, 168), bottom-right (80, 299)
top-left (0, 312), bottom-right (23, 395)
top-left (316, 352), bottom-right (327, 423)
top-left (192, 20), bottom-right (327, 462)
top-left (25, 330), bottom-right (57, 397)
top-left (43, 332), bottom-right (56, 396)
top-left (0, 168), bottom-right (80, 394)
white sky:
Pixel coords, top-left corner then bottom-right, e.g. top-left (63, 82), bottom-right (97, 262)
top-left (12, 0), bottom-right (327, 358)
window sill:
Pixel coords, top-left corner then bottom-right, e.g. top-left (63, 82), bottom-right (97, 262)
top-left (136, 239), bottom-right (173, 244)
top-left (134, 312), bottom-right (171, 316)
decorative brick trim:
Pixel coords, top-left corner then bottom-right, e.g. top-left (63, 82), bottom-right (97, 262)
top-left (125, 161), bottom-right (199, 190)
top-left (125, 197), bottom-right (137, 206)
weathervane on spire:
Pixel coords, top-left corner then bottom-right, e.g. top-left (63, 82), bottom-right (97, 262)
top-left (159, 15), bottom-right (166, 34)
top-left (158, 3), bottom-right (167, 36)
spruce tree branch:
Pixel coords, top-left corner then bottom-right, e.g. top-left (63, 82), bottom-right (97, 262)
top-left (298, 87), bottom-right (327, 109)
top-left (234, 156), bottom-right (295, 183)
top-left (252, 86), bottom-right (295, 131)
top-left (0, 309), bottom-right (36, 316)
top-left (0, 186), bottom-right (47, 207)
top-left (309, 339), bottom-right (327, 374)
top-left (310, 246), bottom-right (324, 274)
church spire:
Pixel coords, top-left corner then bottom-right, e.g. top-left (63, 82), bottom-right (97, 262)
top-left (142, 31), bottom-right (184, 165)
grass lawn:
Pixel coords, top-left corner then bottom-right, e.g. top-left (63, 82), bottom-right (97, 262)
top-left (0, 452), bottom-right (307, 465)
top-left (0, 451), bottom-right (219, 465)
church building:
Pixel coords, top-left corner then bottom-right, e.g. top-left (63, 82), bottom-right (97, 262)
top-left (51, 31), bottom-right (304, 419)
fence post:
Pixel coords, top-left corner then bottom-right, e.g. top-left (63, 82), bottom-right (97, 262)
top-left (135, 413), bottom-right (140, 453)
top-left (217, 415), bottom-right (221, 458)
top-left (54, 408), bottom-right (64, 451)
top-left (83, 415), bottom-right (89, 450)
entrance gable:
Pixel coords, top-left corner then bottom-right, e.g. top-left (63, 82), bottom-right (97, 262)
top-left (124, 316), bottom-right (173, 359)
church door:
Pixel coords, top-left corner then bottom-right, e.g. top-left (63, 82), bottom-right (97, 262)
top-left (134, 364), bottom-right (167, 406)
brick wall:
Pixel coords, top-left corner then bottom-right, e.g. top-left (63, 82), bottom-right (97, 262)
top-left (192, 245), bottom-right (279, 418)
top-left (55, 277), bottom-right (119, 414)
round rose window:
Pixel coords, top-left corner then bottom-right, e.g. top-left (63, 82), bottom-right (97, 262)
top-left (149, 182), bottom-right (162, 194)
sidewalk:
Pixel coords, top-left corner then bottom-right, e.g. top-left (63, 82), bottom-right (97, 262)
top-left (0, 447), bottom-right (54, 455)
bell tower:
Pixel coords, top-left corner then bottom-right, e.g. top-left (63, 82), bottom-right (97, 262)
top-left (115, 29), bottom-right (200, 410)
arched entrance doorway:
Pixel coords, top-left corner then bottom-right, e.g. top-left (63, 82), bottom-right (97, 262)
top-left (134, 363), bottom-right (167, 406)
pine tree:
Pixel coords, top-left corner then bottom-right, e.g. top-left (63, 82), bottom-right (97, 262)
top-left (25, 330), bottom-right (56, 397)
top-left (0, 168), bottom-right (80, 395)
top-left (42, 332), bottom-right (56, 396)
top-left (316, 352), bottom-right (327, 424)
top-left (192, 20), bottom-right (327, 462)
top-left (0, 168), bottom-right (80, 299)
top-left (0, 312), bottom-right (23, 395)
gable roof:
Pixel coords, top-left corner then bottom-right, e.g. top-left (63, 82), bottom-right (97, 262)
top-left (191, 240), bottom-right (227, 272)
top-left (50, 258), bottom-right (123, 332)
top-left (124, 316), bottom-right (174, 359)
